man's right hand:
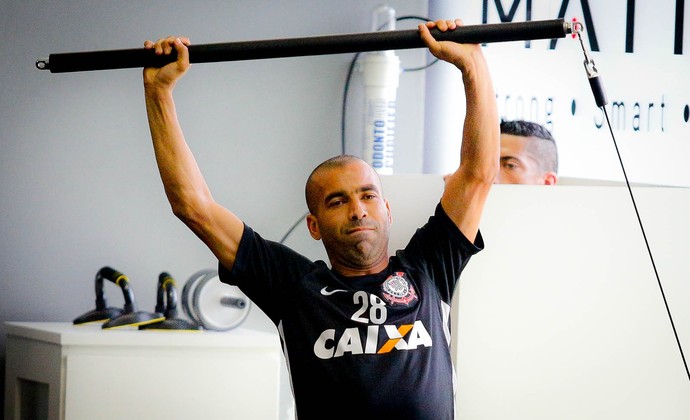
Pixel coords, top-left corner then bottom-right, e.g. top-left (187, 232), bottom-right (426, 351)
top-left (143, 36), bottom-right (191, 90)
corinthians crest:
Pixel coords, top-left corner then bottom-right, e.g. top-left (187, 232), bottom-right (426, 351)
top-left (381, 272), bottom-right (418, 306)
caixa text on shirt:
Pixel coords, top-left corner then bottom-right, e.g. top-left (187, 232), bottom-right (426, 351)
top-left (313, 320), bottom-right (432, 359)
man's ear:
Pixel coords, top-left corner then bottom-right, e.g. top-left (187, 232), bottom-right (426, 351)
top-left (543, 172), bottom-right (558, 185)
top-left (306, 214), bottom-right (321, 240)
top-left (385, 198), bottom-right (392, 224)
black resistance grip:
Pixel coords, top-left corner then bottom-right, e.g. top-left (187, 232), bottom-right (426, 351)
top-left (37, 19), bottom-right (570, 73)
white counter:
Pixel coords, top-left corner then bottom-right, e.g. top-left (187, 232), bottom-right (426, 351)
top-left (4, 321), bottom-right (282, 420)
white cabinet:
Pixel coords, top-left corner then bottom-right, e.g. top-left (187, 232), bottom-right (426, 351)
top-left (4, 322), bottom-right (282, 420)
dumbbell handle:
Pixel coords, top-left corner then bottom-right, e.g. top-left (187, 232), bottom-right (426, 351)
top-left (221, 296), bottom-right (247, 309)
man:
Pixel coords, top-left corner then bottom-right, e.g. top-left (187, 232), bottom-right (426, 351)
top-left (495, 119), bottom-right (559, 185)
top-left (143, 19), bottom-right (498, 419)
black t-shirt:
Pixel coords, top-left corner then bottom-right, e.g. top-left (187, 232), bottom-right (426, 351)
top-left (219, 203), bottom-right (483, 419)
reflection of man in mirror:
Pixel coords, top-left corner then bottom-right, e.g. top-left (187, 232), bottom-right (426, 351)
top-left (495, 120), bottom-right (558, 185)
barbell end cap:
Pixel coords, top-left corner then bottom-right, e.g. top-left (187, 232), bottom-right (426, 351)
top-left (36, 58), bottom-right (50, 70)
top-left (566, 20), bottom-right (584, 35)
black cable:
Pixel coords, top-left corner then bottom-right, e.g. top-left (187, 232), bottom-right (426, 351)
top-left (602, 106), bottom-right (690, 382)
top-left (341, 50), bottom-right (363, 155)
top-left (576, 27), bottom-right (689, 382)
top-left (279, 210), bottom-right (309, 244)
top-left (396, 16), bottom-right (440, 72)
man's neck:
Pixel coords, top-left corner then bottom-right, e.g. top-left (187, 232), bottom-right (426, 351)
top-left (330, 257), bottom-right (390, 277)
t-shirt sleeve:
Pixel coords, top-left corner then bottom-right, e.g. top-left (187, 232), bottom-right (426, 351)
top-left (398, 202), bottom-right (484, 301)
top-left (218, 223), bottom-right (314, 324)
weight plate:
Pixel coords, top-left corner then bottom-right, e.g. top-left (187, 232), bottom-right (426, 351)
top-left (192, 271), bottom-right (251, 331)
top-left (182, 269), bottom-right (216, 326)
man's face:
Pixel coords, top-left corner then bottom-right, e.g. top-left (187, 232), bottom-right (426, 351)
top-left (495, 134), bottom-right (556, 185)
top-left (306, 160), bottom-right (392, 272)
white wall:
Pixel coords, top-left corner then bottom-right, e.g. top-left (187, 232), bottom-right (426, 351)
top-left (451, 184), bottom-right (690, 419)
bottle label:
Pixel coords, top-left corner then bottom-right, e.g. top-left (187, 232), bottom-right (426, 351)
top-left (364, 97), bottom-right (395, 175)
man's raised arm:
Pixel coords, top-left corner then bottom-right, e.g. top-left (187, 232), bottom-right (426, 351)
top-left (143, 36), bottom-right (244, 270)
top-left (419, 19), bottom-right (500, 243)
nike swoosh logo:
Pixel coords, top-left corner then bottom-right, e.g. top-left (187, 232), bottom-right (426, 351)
top-left (320, 286), bottom-right (347, 296)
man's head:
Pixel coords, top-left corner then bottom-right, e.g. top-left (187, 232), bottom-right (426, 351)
top-left (305, 155), bottom-right (392, 275)
top-left (495, 120), bottom-right (559, 185)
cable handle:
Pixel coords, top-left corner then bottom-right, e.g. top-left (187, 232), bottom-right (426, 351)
top-left (36, 19), bottom-right (572, 73)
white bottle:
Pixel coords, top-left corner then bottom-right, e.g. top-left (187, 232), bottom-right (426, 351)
top-left (361, 5), bottom-right (400, 175)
